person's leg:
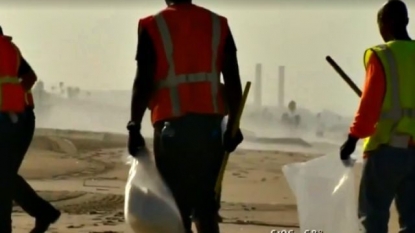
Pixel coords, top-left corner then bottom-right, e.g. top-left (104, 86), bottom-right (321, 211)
top-left (12, 109), bottom-right (40, 217)
top-left (193, 145), bottom-right (222, 233)
top-left (0, 113), bottom-right (23, 232)
top-left (394, 147), bottom-right (415, 233)
top-left (154, 115), bottom-right (223, 233)
top-left (15, 175), bottom-right (60, 216)
top-left (12, 109), bottom-right (60, 232)
top-left (358, 145), bottom-right (407, 233)
top-left (153, 121), bottom-right (193, 233)
top-left (13, 108), bottom-right (35, 169)
top-left (181, 115), bottom-right (222, 233)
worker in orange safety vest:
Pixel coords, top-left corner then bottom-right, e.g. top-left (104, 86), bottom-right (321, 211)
top-left (127, 1), bottom-right (244, 232)
top-left (0, 26), bottom-right (60, 233)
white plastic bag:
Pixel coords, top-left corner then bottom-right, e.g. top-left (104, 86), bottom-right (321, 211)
top-left (124, 149), bottom-right (185, 233)
top-left (221, 116), bottom-right (228, 135)
top-left (282, 153), bottom-right (360, 233)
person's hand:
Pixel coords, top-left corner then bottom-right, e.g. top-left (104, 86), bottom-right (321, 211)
top-left (223, 128), bottom-right (243, 153)
top-left (340, 134), bottom-right (358, 166)
top-left (127, 121), bottom-right (146, 157)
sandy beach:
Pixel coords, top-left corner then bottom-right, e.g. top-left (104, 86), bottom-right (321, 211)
top-left (12, 128), bottom-right (400, 233)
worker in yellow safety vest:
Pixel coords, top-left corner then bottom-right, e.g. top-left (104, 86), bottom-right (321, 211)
top-left (339, 1), bottom-right (415, 232)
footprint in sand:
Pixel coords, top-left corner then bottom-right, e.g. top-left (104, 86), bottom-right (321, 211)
top-left (231, 172), bottom-right (243, 178)
top-left (232, 170), bottom-right (249, 178)
top-left (67, 224), bottom-right (85, 228)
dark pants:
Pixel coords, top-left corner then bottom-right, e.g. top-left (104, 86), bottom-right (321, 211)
top-left (215, 187), bottom-right (222, 213)
top-left (153, 114), bottom-right (224, 233)
top-left (359, 145), bottom-right (415, 233)
top-left (0, 109), bottom-right (56, 232)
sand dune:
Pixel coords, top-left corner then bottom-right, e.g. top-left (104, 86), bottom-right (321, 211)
top-left (12, 128), bottom-right (399, 232)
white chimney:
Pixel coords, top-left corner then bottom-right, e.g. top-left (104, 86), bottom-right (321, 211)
top-left (254, 63), bottom-right (262, 107)
top-left (278, 66), bottom-right (285, 108)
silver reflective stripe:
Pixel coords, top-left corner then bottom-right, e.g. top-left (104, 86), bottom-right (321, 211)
top-left (376, 44), bottom-right (415, 148)
top-left (0, 76), bottom-right (21, 110)
top-left (154, 13), bottom-right (221, 116)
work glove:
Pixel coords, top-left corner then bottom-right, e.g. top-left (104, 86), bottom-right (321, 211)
top-left (223, 128), bottom-right (243, 153)
top-left (340, 134), bottom-right (358, 166)
top-left (127, 121), bottom-right (146, 157)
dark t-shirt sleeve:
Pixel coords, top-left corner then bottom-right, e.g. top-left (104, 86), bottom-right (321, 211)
top-left (130, 27), bottom-right (156, 123)
top-left (18, 57), bottom-right (33, 76)
top-left (135, 27), bottom-right (156, 63)
top-left (134, 28), bottom-right (156, 90)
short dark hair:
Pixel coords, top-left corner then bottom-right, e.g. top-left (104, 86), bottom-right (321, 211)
top-left (0, 26), bottom-right (3, 35)
top-left (378, 0), bottom-right (408, 26)
top-left (169, 0), bottom-right (191, 3)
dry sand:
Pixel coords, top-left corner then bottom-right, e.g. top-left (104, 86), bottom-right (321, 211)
top-left (12, 129), bottom-right (400, 233)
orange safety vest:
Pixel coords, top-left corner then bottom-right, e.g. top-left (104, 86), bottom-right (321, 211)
top-left (25, 90), bottom-right (34, 107)
top-left (140, 4), bottom-right (228, 124)
top-left (0, 36), bottom-right (25, 112)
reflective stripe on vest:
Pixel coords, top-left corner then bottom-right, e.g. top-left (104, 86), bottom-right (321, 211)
top-left (0, 76), bottom-right (22, 108)
top-left (375, 44), bottom-right (415, 148)
top-left (154, 13), bottom-right (221, 116)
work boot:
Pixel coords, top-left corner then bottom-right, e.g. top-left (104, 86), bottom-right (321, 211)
top-left (30, 209), bottom-right (61, 233)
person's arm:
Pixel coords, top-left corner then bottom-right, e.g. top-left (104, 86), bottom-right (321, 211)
top-left (221, 26), bottom-right (243, 131)
top-left (349, 52), bottom-right (385, 138)
top-left (130, 26), bottom-right (156, 126)
top-left (18, 56), bottom-right (37, 91)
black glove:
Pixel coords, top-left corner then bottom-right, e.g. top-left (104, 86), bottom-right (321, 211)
top-left (340, 134), bottom-right (358, 162)
top-left (223, 128), bottom-right (243, 153)
top-left (127, 121), bottom-right (146, 157)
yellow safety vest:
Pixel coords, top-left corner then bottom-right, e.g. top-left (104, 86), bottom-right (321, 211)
top-left (363, 41), bottom-right (415, 151)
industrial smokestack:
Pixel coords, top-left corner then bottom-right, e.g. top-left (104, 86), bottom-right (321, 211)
top-left (254, 63), bottom-right (262, 107)
top-left (278, 66), bottom-right (285, 108)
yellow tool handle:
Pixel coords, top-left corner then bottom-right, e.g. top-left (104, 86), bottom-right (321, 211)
top-left (215, 81), bottom-right (251, 193)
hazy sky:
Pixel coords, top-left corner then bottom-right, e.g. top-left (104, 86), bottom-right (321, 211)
top-left (0, 1), bottom-right (414, 115)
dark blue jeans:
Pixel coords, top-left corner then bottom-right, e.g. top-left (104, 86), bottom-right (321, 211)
top-left (359, 145), bottom-right (415, 233)
top-left (13, 108), bottom-right (57, 219)
top-left (0, 109), bottom-right (56, 232)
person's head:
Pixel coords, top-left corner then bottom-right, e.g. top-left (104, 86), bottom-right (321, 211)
top-left (377, 0), bottom-right (409, 41)
top-left (0, 26), bottom-right (3, 36)
top-left (165, 0), bottom-right (191, 6)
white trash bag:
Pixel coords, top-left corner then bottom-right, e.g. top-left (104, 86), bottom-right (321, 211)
top-left (124, 149), bottom-right (185, 233)
top-left (282, 152), bottom-right (361, 233)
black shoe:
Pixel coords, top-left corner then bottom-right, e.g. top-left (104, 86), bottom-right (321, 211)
top-left (30, 209), bottom-right (61, 233)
